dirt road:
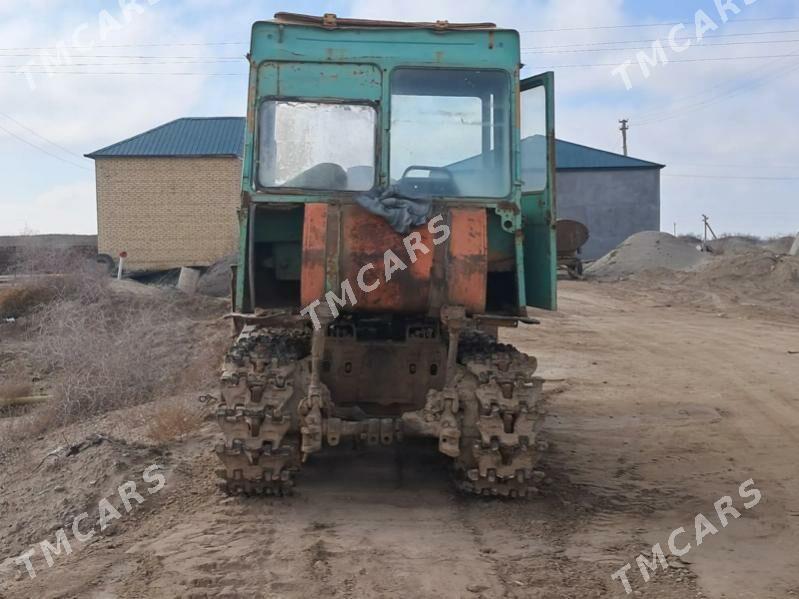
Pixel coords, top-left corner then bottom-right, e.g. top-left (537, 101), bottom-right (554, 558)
top-left (2, 281), bottom-right (797, 598)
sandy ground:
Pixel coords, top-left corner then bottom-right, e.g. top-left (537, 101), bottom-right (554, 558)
top-left (1, 280), bottom-right (798, 599)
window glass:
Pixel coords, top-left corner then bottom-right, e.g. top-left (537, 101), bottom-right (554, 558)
top-left (390, 69), bottom-right (510, 198)
top-left (258, 101), bottom-right (376, 191)
top-left (520, 85), bottom-right (547, 192)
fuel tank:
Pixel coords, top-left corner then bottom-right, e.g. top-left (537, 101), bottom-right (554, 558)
top-left (301, 203), bottom-right (487, 314)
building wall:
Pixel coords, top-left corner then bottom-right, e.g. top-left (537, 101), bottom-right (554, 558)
top-left (556, 168), bottom-right (661, 260)
top-left (95, 157), bottom-right (241, 270)
top-left (94, 156), bottom-right (658, 269)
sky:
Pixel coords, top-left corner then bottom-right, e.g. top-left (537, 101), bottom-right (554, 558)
top-left (0, 0), bottom-right (797, 238)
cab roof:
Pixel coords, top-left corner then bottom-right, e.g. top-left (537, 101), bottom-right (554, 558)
top-left (272, 12), bottom-right (497, 31)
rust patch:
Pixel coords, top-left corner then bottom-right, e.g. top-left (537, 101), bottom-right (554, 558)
top-left (301, 203), bottom-right (328, 306)
top-left (447, 209), bottom-right (487, 314)
top-left (340, 205), bottom-right (433, 313)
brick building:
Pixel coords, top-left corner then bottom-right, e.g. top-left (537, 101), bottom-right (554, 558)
top-left (86, 117), bottom-right (244, 271)
top-left (88, 116), bottom-right (662, 270)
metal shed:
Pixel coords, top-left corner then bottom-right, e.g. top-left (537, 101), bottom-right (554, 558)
top-left (549, 138), bottom-right (664, 260)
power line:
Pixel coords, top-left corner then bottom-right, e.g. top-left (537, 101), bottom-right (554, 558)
top-left (0, 53), bottom-right (243, 59)
top-left (526, 37), bottom-right (799, 54)
top-left (11, 54), bottom-right (793, 69)
top-left (0, 111), bottom-right (83, 159)
top-left (633, 59), bottom-right (782, 120)
top-left (0, 41), bottom-right (245, 51)
top-left (631, 52), bottom-right (797, 121)
top-left (1, 59), bottom-right (243, 68)
top-left (526, 52), bottom-right (799, 68)
top-left (664, 173), bottom-right (799, 181)
top-left (522, 28), bottom-right (799, 51)
top-left (518, 16), bottom-right (799, 33)
top-left (634, 59), bottom-right (799, 125)
top-left (0, 122), bottom-right (90, 170)
top-left (0, 71), bottom-right (245, 76)
top-left (667, 162), bottom-right (799, 169)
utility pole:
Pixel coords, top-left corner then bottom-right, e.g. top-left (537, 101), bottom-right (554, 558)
top-left (619, 119), bottom-right (629, 156)
top-left (701, 214), bottom-right (717, 251)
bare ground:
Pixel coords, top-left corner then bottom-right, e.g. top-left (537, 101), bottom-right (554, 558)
top-left (1, 280), bottom-right (798, 598)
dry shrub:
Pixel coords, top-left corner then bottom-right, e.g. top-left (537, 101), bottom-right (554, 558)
top-left (32, 292), bottom-right (181, 424)
top-left (0, 277), bottom-right (87, 318)
top-left (7, 239), bottom-right (98, 276)
top-left (2, 242), bottom-right (228, 433)
top-left (0, 284), bottom-right (57, 318)
top-left (0, 262), bottom-right (107, 320)
top-left (145, 400), bottom-right (204, 443)
top-left (26, 277), bottom-right (227, 430)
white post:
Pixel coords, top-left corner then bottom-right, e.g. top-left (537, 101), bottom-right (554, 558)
top-left (117, 251), bottom-right (127, 280)
top-left (789, 233), bottom-right (799, 257)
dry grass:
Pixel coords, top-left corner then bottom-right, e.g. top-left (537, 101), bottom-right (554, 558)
top-left (14, 277), bottom-right (227, 433)
top-left (1, 241), bottom-right (229, 437)
top-left (0, 278), bottom-right (80, 319)
top-left (0, 380), bottom-right (32, 401)
top-left (145, 400), bottom-right (205, 443)
top-left (5, 240), bottom-right (97, 276)
top-left (28, 288), bottom-right (214, 427)
top-left (0, 380), bottom-right (37, 424)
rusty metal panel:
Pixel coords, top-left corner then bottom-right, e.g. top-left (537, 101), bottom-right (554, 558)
top-left (304, 204), bottom-right (488, 314)
top-left (301, 203), bottom-right (327, 306)
top-left (273, 13), bottom-right (497, 30)
top-left (321, 336), bottom-right (447, 415)
top-left (339, 204), bottom-right (433, 312)
top-left (447, 208), bottom-right (487, 314)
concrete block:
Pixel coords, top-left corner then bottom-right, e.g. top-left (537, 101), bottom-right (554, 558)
top-left (177, 266), bottom-right (201, 294)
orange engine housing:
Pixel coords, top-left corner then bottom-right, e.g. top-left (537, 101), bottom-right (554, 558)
top-left (301, 203), bottom-right (487, 315)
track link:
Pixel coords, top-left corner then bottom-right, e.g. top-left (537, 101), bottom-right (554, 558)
top-left (215, 326), bottom-right (310, 496)
top-left (453, 332), bottom-right (546, 498)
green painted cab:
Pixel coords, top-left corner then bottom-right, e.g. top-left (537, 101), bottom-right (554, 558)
top-left (235, 13), bottom-right (556, 316)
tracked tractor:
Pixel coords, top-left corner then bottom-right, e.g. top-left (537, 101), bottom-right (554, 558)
top-left (215, 12), bottom-right (557, 497)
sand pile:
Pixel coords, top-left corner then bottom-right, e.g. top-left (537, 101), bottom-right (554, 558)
top-left (707, 236), bottom-right (759, 255)
top-left (587, 232), bottom-right (799, 318)
top-left (763, 236), bottom-right (796, 254)
top-left (689, 249), bottom-right (799, 290)
top-left (586, 231), bottom-right (708, 279)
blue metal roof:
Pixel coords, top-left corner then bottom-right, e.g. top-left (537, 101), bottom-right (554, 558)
top-left (549, 137), bottom-right (664, 170)
top-left (87, 117), bottom-right (663, 170)
top-left (86, 117), bottom-right (245, 158)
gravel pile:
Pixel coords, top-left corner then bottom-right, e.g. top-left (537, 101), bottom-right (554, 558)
top-left (586, 232), bottom-right (708, 279)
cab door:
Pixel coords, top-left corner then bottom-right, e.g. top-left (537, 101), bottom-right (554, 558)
top-left (519, 71), bottom-right (556, 310)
